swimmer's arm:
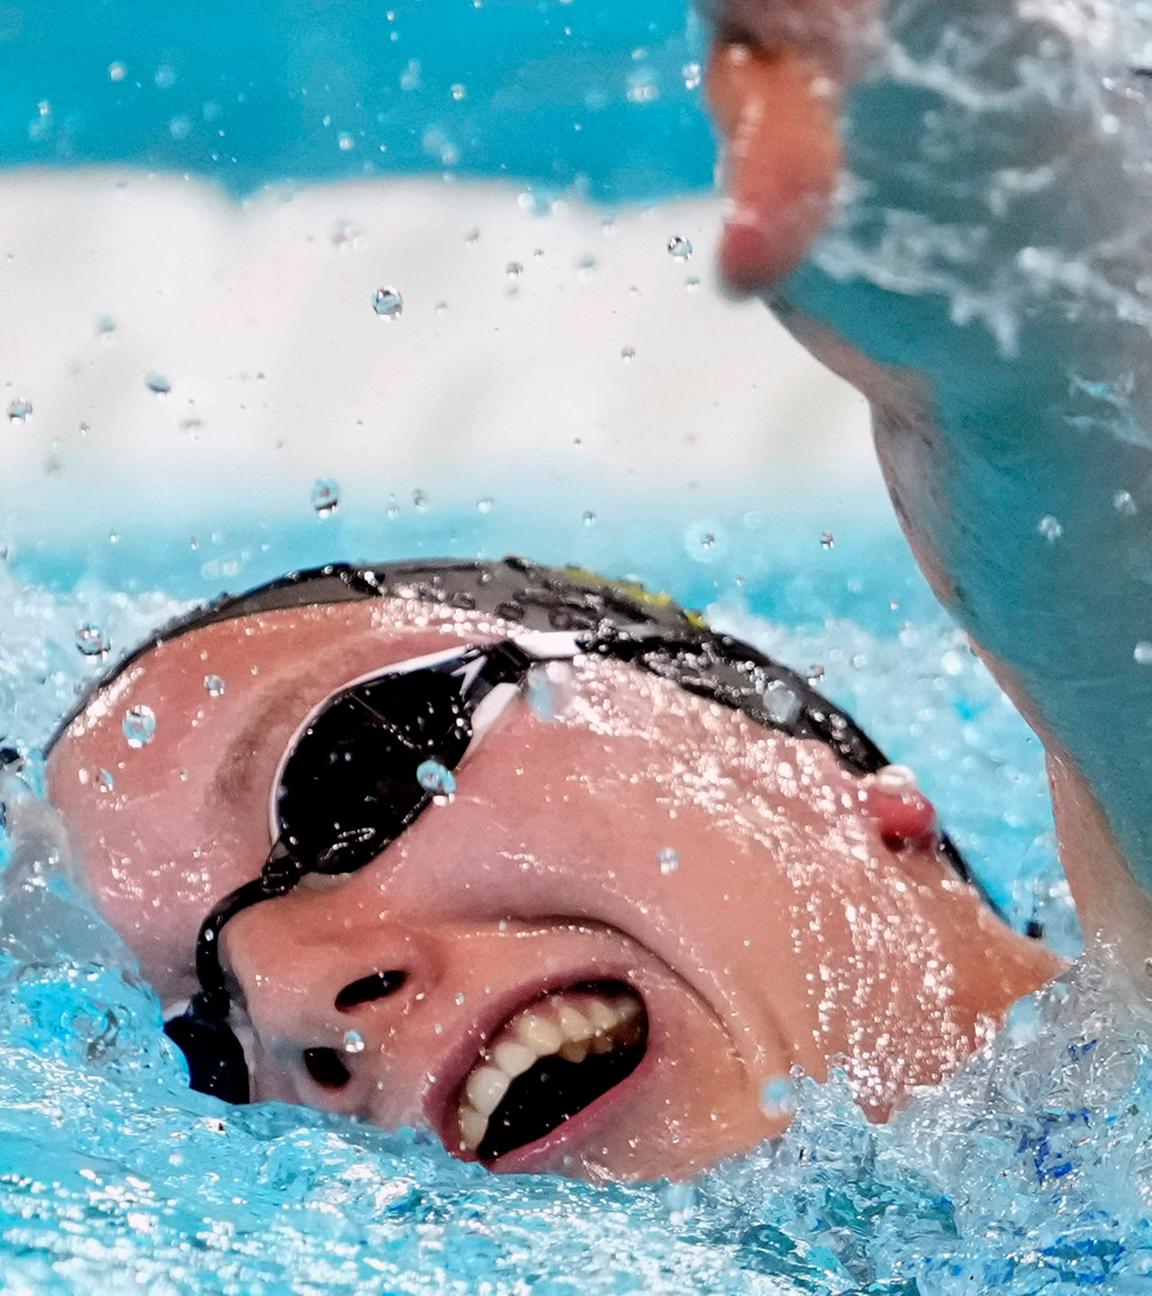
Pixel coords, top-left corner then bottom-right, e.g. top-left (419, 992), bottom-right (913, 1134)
top-left (704, 2), bottom-right (1152, 963)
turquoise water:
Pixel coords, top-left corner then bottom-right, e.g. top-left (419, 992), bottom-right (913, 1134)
top-left (0, 0), bottom-right (713, 202)
top-left (4, 516), bottom-right (1143, 1296)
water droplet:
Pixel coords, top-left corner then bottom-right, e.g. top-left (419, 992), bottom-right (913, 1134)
top-left (506, 261), bottom-right (523, 279)
top-left (681, 62), bottom-right (702, 90)
top-left (465, 227), bottom-right (480, 245)
top-left (372, 286), bottom-right (403, 320)
top-left (97, 768), bottom-right (115, 793)
top-left (75, 623), bottom-right (109, 659)
top-left (666, 236), bottom-right (693, 261)
top-left (577, 254), bottom-right (597, 280)
top-left (806, 664), bottom-right (826, 683)
top-left (1038, 514), bottom-right (1063, 542)
top-left (684, 520), bottom-right (726, 563)
top-left (684, 277), bottom-right (700, 292)
top-left (764, 680), bottom-right (801, 726)
top-left (760, 1075), bottom-right (795, 1119)
top-left (108, 61), bottom-right (127, 82)
top-left (454, 992), bottom-right (466, 1006)
top-left (663, 1180), bottom-right (697, 1221)
top-left (342, 1030), bottom-right (366, 1055)
top-left (310, 478), bottom-right (341, 517)
top-left (204, 674), bottom-right (227, 697)
top-left (330, 220), bottom-right (365, 252)
top-left (820, 531), bottom-right (835, 549)
top-left (6, 398), bottom-right (32, 422)
top-left (154, 63), bottom-right (177, 90)
top-left (620, 345), bottom-right (636, 362)
top-left (416, 760), bottom-right (457, 799)
top-left (1135, 642), bottom-right (1152, 665)
top-left (657, 847), bottom-right (680, 875)
top-left (476, 496), bottom-right (494, 514)
top-left (337, 132), bottom-right (355, 151)
top-left (1114, 490), bottom-right (1138, 516)
top-left (581, 510), bottom-right (596, 527)
top-left (145, 373), bottom-right (172, 396)
top-left (122, 705), bottom-right (157, 749)
top-left (450, 83), bottom-right (467, 101)
top-left (412, 488), bottom-right (428, 512)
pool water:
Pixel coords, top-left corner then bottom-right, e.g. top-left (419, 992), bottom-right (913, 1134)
top-left (5, 526), bottom-right (1137, 1296)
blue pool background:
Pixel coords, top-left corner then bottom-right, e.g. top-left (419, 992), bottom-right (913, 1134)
top-left (0, 0), bottom-right (714, 201)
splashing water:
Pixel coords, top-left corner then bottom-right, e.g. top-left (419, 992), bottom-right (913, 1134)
top-left (0, 543), bottom-right (1137, 1294)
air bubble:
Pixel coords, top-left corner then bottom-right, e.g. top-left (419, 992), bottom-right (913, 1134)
top-left (821, 531), bottom-right (835, 549)
top-left (342, 1030), bottom-right (366, 1055)
top-left (1038, 514), bottom-right (1063, 542)
top-left (1114, 490), bottom-right (1138, 516)
top-left (476, 497), bottom-right (494, 514)
top-left (657, 847), bottom-right (680, 875)
top-left (506, 261), bottom-right (523, 279)
top-left (666, 236), bottom-right (693, 261)
top-left (764, 680), bottom-right (802, 726)
top-left (1135, 642), bottom-right (1152, 665)
top-left (310, 479), bottom-right (341, 517)
top-left (122, 705), bottom-right (157, 749)
top-left (108, 62), bottom-right (127, 82)
top-left (581, 510), bottom-right (596, 527)
top-left (416, 760), bottom-right (457, 800)
top-left (145, 374), bottom-right (172, 396)
top-left (204, 674), bottom-right (227, 697)
top-left (75, 624), bottom-right (110, 659)
top-left (620, 345), bottom-right (636, 362)
top-left (681, 62), bottom-right (702, 90)
top-left (372, 286), bottom-right (404, 320)
top-left (760, 1075), bottom-right (796, 1119)
top-left (337, 132), bottom-right (355, 152)
top-left (450, 83), bottom-right (467, 101)
top-left (684, 277), bottom-right (700, 292)
top-left (6, 398), bottom-right (32, 422)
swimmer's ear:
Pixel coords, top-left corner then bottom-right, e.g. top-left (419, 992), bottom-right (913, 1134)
top-left (706, 41), bottom-right (843, 293)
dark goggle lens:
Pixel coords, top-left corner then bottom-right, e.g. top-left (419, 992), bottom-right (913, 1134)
top-left (275, 668), bottom-right (474, 875)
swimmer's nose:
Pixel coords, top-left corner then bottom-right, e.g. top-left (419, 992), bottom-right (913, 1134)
top-left (221, 901), bottom-right (439, 1118)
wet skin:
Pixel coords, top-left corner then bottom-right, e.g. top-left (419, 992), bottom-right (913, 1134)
top-left (47, 596), bottom-right (1058, 1180)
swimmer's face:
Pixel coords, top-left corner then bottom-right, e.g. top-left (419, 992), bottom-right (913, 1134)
top-left (47, 599), bottom-right (1056, 1180)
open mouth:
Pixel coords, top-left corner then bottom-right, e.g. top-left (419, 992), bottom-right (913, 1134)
top-left (453, 980), bottom-right (649, 1164)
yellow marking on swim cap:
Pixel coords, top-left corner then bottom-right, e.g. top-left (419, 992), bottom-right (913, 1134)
top-left (561, 566), bottom-right (709, 629)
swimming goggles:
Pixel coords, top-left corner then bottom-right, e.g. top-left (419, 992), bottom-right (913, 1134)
top-left (165, 631), bottom-right (582, 1103)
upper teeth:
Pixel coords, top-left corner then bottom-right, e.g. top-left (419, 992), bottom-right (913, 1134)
top-left (456, 987), bottom-right (644, 1154)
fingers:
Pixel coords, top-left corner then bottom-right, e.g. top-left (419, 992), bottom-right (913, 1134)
top-left (707, 39), bottom-right (843, 293)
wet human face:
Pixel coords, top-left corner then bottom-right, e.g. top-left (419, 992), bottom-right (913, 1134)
top-left (46, 597), bottom-right (1057, 1180)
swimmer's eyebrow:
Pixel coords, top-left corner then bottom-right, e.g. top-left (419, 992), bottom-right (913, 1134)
top-left (211, 675), bottom-right (329, 812)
